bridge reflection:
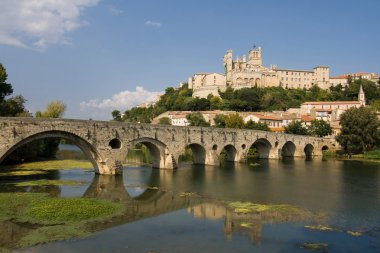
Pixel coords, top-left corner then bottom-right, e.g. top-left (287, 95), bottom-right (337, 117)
top-left (82, 173), bottom-right (324, 243)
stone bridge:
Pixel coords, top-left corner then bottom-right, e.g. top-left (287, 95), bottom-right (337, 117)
top-left (0, 117), bottom-right (336, 175)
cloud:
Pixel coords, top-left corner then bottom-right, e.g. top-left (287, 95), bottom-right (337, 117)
top-left (80, 86), bottom-right (163, 119)
top-left (0, 0), bottom-right (100, 49)
top-left (108, 5), bottom-right (123, 16)
top-left (145, 20), bottom-right (162, 28)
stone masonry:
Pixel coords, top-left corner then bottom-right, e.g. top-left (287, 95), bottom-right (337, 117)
top-left (0, 117), bottom-right (336, 175)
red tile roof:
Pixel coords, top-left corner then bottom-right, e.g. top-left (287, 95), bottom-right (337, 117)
top-left (303, 101), bottom-right (360, 105)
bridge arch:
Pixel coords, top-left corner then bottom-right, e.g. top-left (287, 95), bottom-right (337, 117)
top-left (187, 143), bottom-right (206, 165)
top-left (0, 130), bottom-right (104, 174)
top-left (220, 144), bottom-right (238, 162)
top-left (129, 137), bottom-right (175, 169)
top-left (304, 144), bottom-right (314, 157)
top-left (249, 138), bottom-right (272, 158)
top-left (281, 141), bottom-right (296, 157)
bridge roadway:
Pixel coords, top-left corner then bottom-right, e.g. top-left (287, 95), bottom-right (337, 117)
top-left (0, 117), bottom-right (336, 175)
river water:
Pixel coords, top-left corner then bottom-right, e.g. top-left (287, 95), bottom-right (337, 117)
top-left (1, 154), bottom-right (380, 252)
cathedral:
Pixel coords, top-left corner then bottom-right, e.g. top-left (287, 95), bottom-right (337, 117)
top-left (188, 47), bottom-right (331, 98)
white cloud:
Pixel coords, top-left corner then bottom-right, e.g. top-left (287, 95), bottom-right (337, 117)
top-left (145, 20), bottom-right (162, 28)
top-left (80, 86), bottom-right (163, 119)
top-left (0, 0), bottom-right (100, 49)
top-left (108, 5), bottom-right (123, 16)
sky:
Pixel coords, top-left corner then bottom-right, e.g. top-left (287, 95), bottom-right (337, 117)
top-left (0, 0), bottom-right (379, 120)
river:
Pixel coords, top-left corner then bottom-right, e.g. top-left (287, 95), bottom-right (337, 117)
top-left (0, 147), bottom-right (379, 252)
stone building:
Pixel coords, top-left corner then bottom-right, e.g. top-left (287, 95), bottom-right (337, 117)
top-left (330, 72), bottom-right (379, 87)
top-left (189, 46), bottom-right (331, 98)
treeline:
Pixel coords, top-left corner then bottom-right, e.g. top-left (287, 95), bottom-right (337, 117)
top-left (114, 78), bottom-right (380, 123)
top-left (0, 63), bottom-right (67, 164)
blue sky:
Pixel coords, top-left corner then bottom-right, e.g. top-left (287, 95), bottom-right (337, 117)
top-left (0, 0), bottom-right (379, 119)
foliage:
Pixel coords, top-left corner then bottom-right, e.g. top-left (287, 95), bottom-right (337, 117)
top-left (186, 112), bottom-right (210, 127)
top-left (116, 77), bottom-right (380, 133)
top-left (336, 107), bottom-right (380, 154)
top-left (284, 121), bottom-right (310, 135)
top-left (213, 114), bottom-right (227, 128)
top-left (0, 63), bottom-right (13, 102)
top-left (0, 63), bottom-right (28, 117)
top-left (36, 100), bottom-right (66, 118)
top-left (112, 110), bottom-right (122, 121)
top-left (225, 113), bottom-right (245, 129)
top-left (245, 120), bottom-right (271, 131)
top-left (308, 120), bottom-right (332, 137)
top-left (158, 117), bottom-right (171, 125)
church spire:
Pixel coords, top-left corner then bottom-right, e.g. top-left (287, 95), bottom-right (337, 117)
top-left (358, 84), bottom-right (366, 106)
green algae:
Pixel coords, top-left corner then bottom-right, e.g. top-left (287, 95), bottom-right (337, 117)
top-left (301, 242), bottom-right (328, 251)
top-left (240, 222), bottom-right (253, 228)
top-left (227, 201), bottom-right (306, 215)
top-left (0, 159), bottom-right (93, 171)
top-left (12, 179), bottom-right (85, 187)
top-left (304, 225), bottom-right (337, 232)
top-left (0, 170), bottom-right (48, 176)
top-left (0, 192), bottom-right (124, 250)
top-left (347, 230), bottom-right (362, 236)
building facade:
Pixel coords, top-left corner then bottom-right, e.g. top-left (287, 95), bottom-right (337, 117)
top-left (189, 46), bottom-right (331, 98)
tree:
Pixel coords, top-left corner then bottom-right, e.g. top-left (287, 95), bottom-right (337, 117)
top-left (308, 119), bottom-right (332, 137)
top-left (0, 63), bottom-right (13, 102)
top-left (158, 117), bottom-right (171, 125)
top-left (0, 63), bottom-right (27, 117)
top-left (213, 114), bottom-right (227, 128)
top-left (336, 107), bottom-right (380, 154)
top-left (284, 121), bottom-right (309, 135)
top-left (225, 113), bottom-right (245, 129)
top-left (40, 100), bottom-right (67, 118)
top-left (112, 110), bottom-right (122, 121)
top-left (245, 120), bottom-right (271, 131)
top-left (186, 112), bottom-right (210, 127)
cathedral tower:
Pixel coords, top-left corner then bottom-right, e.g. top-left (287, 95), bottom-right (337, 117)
top-left (248, 46), bottom-right (262, 66)
top-left (223, 49), bottom-right (233, 83)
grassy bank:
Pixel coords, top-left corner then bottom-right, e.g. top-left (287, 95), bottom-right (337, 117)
top-left (352, 150), bottom-right (380, 160)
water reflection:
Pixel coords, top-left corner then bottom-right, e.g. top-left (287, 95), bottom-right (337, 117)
top-left (1, 158), bottom-right (380, 252)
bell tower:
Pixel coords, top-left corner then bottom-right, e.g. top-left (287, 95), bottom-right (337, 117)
top-left (358, 84), bottom-right (366, 106)
top-left (248, 46), bottom-right (262, 66)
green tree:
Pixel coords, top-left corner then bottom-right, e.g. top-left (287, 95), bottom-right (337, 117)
top-left (225, 113), bottom-right (245, 129)
top-left (186, 112), bottom-right (210, 127)
top-left (0, 63), bottom-right (27, 117)
top-left (40, 100), bottom-right (67, 118)
top-left (0, 63), bottom-right (13, 102)
top-left (308, 119), bottom-right (332, 137)
top-left (245, 120), bottom-right (271, 131)
top-left (284, 121), bottom-right (309, 135)
top-left (336, 107), bottom-right (380, 154)
top-left (213, 114), bottom-right (227, 128)
top-left (158, 117), bottom-right (171, 125)
top-left (112, 110), bottom-right (122, 121)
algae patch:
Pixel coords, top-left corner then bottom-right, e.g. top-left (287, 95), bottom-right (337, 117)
top-left (227, 201), bottom-right (306, 215)
top-left (0, 159), bottom-right (93, 171)
top-left (0, 192), bottom-right (124, 250)
top-left (304, 225), bottom-right (337, 232)
top-left (301, 242), bottom-right (328, 251)
top-left (11, 179), bottom-right (85, 187)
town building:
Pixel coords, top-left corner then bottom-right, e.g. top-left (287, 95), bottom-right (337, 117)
top-left (330, 72), bottom-right (379, 87)
top-left (188, 46), bottom-right (331, 98)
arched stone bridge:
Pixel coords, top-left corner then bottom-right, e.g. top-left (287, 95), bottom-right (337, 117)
top-left (0, 117), bottom-right (336, 175)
